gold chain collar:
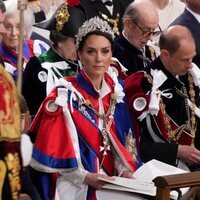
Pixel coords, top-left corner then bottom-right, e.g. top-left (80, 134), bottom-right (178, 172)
top-left (83, 93), bottom-right (117, 167)
top-left (160, 73), bottom-right (196, 144)
top-left (99, 13), bottom-right (120, 36)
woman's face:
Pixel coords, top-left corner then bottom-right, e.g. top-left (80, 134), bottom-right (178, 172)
top-left (57, 37), bottom-right (77, 61)
top-left (78, 34), bottom-right (112, 80)
top-left (2, 13), bottom-right (21, 51)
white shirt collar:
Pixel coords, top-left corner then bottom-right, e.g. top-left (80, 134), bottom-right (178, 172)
top-left (98, 77), bottom-right (111, 99)
top-left (186, 7), bottom-right (200, 23)
top-left (122, 30), bottom-right (144, 52)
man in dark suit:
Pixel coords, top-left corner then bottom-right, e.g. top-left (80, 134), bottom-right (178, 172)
top-left (125, 25), bottom-right (200, 171)
top-left (170, 0), bottom-right (200, 68)
top-left (113, 0), bottom-right (160, 77)
top-left (80, 0), bottom-right (133, 37)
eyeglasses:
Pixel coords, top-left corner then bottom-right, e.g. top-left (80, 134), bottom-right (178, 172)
top-left (132, 20), bottom-right (162, 38)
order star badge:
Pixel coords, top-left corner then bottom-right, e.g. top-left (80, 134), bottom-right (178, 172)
top-left (100, 141), bottom-right (111, 156)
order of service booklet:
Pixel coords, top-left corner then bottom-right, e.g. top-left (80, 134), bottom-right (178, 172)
top-left (98, 159), bottom-right (189, 200)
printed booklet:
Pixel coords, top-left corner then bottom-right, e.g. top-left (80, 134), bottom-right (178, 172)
top-left (98, 159), bottom-right (189, 200)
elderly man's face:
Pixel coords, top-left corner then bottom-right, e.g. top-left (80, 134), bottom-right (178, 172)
top-left (125, 16), bottom-right (160, 49)
top-left (0, 10), bottom-right (6, 33)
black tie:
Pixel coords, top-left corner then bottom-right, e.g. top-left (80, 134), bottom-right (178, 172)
top-left (104, 0), bottom-right (112, 6)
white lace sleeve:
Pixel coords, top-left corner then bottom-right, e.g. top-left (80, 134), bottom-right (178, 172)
top-left (61, 168), bottom-right (89, 188)
top-left (112, 147), bottom-right (130, 176)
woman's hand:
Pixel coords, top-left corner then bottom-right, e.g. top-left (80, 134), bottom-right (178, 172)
top-left (121, 170), bottom-right (135, 178)
top-left (83, 172), bottom-right (113, 190)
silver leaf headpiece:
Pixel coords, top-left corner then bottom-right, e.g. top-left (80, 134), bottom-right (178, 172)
top-left (76, 16), bottom-right (115, 49)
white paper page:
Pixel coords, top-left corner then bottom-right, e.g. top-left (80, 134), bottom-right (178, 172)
top-left (102, 183), bottom-right (155, 196)
top-left (98, 159), bottom-right (190, 199)
top-left (96, 188), bottom-right (148, 200)
top-left (99, 176), bottom-right (155, 195)
top-left (133, 159), bottom-right (189, 180)
top-left (133, 159), bottom-right (190, 199)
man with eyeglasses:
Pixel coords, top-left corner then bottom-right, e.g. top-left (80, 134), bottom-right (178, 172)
top-left (113, 0), bottom-right (161, 77)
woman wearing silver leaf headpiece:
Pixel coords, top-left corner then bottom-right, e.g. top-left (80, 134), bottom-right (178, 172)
top-left (79, 0), bottom-right (133, 37)
top-left (22, 3), bottom-right (87, 200)
top-left (29, 17), bottom-right (144, 200)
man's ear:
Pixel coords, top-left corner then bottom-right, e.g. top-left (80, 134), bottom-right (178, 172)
top-left (124, 18), bottom-right (133, 30)
top-left (160, 49), bottom-right (169, 61)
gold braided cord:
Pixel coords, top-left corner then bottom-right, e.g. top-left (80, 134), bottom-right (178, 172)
top-left (188, 73), bottom-right (196, 143)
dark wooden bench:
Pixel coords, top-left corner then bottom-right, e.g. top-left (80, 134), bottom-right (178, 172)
top-left (153, 171), bottom-right (200, 200)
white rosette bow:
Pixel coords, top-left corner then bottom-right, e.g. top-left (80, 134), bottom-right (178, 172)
top-left (41, 61), bottom-right (71, 95)
top-left (149, 69), bottom-right (169, 115)
top-left (107, 66), bottom-right (125, 103)
top-left (55, 78), bottom-right (84, 112)
top-left (138, 69), bottom-right (172, 121)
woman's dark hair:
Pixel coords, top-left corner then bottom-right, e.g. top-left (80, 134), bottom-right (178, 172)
top-left (77, 30), bottom-right (114, 52)
top-left (50, 30), bottom-right (72, 46)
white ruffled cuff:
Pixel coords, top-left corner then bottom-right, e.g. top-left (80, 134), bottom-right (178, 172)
top-left (189, 62), bottom-right (200, 87)
top-left (61, 168), bottom-right (89, 188)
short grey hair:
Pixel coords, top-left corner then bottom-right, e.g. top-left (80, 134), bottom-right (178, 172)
top-left (123, 2), bottom-right (140, 23)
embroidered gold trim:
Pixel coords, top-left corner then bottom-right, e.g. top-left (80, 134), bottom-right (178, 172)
top-left (55, 3), bottom-right (70, 32)
top-left (149, 46), bottom-right (156, 61)
top-left (125, 129), bottom-right (138, 162)
top-left (0, 66), bottom-right (21, 141)
top-left (5, 153), bottom-right (21, 200)
top-left (0, 160), bottom-right (6, 199)
top-left (144, 72), bottom-right (153, 84)
top-left (188, 73), bottom-right (196, 143)
top-left (160, 73), bottom-right (196, 144)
